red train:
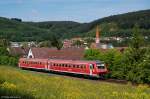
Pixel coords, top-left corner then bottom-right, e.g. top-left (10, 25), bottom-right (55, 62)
top-left (19, 58), bottom-right (108, 78)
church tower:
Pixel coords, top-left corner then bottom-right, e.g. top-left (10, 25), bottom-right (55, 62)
top-left (95, 26), bottom-right (100, 44)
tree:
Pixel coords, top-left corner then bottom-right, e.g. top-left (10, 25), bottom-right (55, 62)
top-left (72, 40), bottom-right (83, 48)
top-left (129, 24), bottom-right (145, 63)
top-left (51, 36), bottom-right (63, 50)
top-left (0, 47), bottom-right (9, 56)
top-left (84, 49), bottom-right (102, 60)
top-left (0, 39), bottom-right (10, 47)
top-left (39, 41), bottom-right (52, 48)
top-left (123, 24), bottom-right (148, 83)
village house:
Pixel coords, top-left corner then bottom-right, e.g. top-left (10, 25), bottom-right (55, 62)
top-left (27, 47), bottom-right (85, 60)
top-left (7, 47), bottom-right (30, 57)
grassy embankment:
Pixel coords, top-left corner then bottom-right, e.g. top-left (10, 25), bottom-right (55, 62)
top-left (0, 65), bottom-right (150, 99)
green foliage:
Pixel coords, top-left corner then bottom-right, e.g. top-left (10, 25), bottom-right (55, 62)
top-left (51, 36), bottom-right (63, 50)
top-left (84, 49), bottom-right (123, 79)
top-left (0, 47), bottom-right (18, 66)
top-left (84, 25), bottom-right (150, 83)
top-left (0, 47), bottom-right (9, 56)
top-left (0, 39), bottom-right (10, 47)
top-left (0, 10), bottom-right (150, 43)
top-left (39, 41), bottom-right (52, 47)
top-left (84, 49), bottom-right (102, 60)
top-left (85, 25), bottom-right (150, 83)
top-left (72, 40), bottom-right (84, 47)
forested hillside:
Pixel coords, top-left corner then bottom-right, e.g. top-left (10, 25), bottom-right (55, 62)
top-left (0, 9), bottom-right (150, 41)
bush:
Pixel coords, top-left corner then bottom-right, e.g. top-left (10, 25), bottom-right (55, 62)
top-left (0, 47), bottom-right (18, 66)
top-left (0, 56), bottom-right (18, 66)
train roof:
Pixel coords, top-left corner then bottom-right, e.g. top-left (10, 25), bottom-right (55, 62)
top-left (19, 58), bottom-right (103, 64)
top-left (48, 59), bottom-right (103, 64)
top-left (19, 58), bottom-right (48, 62)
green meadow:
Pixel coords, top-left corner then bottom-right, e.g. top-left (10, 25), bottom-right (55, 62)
top-left (0, 66), bottom-right (150, 99)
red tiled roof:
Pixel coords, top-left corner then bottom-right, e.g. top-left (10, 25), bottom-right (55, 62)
top-left (31, 47), bottom-right (85, 60)
top-left (8, 47), bottom-right (30, 56)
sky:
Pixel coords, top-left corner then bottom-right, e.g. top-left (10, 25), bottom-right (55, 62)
top-left (0, 0), bottom-right (149, 23)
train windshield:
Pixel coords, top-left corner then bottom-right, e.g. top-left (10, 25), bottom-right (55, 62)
top-left (97, 63), bottom-right (105, 69)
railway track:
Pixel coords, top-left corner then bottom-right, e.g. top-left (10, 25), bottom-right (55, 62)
top-left (24, 68), bottom-right (129, 85)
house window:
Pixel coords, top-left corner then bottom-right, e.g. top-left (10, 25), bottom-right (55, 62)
top-left (29, 55), bottom-right (32, 58)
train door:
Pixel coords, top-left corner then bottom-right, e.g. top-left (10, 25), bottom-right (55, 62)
top-left (44, 61), bottom-right (48, 70)
top-left (89, 64), bottom-right (94, 76)
top-left (47, 61), bottom-right (51, 70)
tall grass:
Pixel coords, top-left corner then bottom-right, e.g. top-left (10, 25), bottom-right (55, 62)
top-left (0, 65), bottom-right (150, 99)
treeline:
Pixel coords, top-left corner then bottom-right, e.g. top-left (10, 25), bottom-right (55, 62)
top-left (84, 25), bottom-right (150, 84)
top-left (0, 9), bottom-right (150, 42)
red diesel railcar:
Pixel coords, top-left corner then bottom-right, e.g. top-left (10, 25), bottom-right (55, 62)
top-left (19, 58), bottom-right (108, 77)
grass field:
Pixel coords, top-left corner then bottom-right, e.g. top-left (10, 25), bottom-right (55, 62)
top-left (0, 65), bottom-right (150, 99)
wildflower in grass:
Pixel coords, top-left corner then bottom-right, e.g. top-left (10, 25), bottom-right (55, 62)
top-left (0, 82), bottom-right (16, 89)
top-left (112, 91), bottom-right (118, 96)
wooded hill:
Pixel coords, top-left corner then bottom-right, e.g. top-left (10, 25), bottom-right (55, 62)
top-left (0, 9), bottom-right (150, 41)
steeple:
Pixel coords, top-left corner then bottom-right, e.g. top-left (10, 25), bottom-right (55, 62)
top-left (95, 26), bottom-right (100, 44)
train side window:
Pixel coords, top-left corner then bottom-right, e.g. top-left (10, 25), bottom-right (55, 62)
top-left (65, 64), bottom-right (67, 67)
top-left (73, 65), bottom-right (75, 68)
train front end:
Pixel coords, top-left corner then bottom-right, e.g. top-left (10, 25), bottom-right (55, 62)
top-left (96, 61), bottom-right (108, 77)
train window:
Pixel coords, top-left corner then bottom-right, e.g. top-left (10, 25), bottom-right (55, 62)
top-left (77, 65), bottom-right (79, 68)
top-left (68, 65), bottom-right (71, 68)
top-left (59, 64), bottom-right (61, 66)
top-left (65, 64), bottom-right (67, 67)
top-left (97, 63), bottom-right (105, 69)
top-left (73, 65), bottom-right (75, 68)
top-left (84, 65), bottom-right (86, 69)
top-left (80, 65), bottom-right (83, 69)
top-left (62, 64), bottom-right (64, 67)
